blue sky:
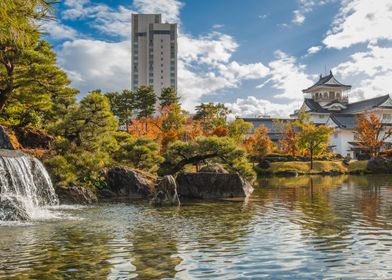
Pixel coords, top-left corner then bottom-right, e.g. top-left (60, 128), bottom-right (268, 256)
top-left (43, 0), bottom-right (392, 117)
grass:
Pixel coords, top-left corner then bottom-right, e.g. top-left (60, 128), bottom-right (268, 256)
top-left (259, 160), bottom-right (369, 175)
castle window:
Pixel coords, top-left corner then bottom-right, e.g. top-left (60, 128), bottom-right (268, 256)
top-left (383, 114), bottom-right (392, 121)
top-left (329, 92), bottom-right (335, 99)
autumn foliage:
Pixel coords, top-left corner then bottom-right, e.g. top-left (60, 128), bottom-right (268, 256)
top-left (355, 112), bottom-right (392, 156)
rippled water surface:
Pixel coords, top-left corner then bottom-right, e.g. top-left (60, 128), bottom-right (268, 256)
top-left (1, 175), bottom-right (392, 279)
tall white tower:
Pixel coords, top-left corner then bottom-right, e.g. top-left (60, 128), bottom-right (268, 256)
top-left (131, 14), bottom-right (177, 96)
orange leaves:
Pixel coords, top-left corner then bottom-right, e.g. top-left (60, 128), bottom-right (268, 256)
top-left (355, 112), bottom-right (386, 155)
top-left (279, 121), bottom-right (299, 155)
top-left (244, 126), bottom-right (273, 161)
top-left (210, 126), bottom-right (229, 137)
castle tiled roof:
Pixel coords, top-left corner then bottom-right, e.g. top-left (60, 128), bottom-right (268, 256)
top-left (303, 71), bottom-right (351, 93)
top-left (303, 94), bottom-right (391, 114)
top-left (329, 114), bottom-right (356, 129)
top-left (240, 117), bottom-right (293, 141)
top-left (340, 94), bottom-right (390, 114)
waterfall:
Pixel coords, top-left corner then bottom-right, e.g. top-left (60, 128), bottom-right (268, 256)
top-left (0, 155), bottom-right (59, 221)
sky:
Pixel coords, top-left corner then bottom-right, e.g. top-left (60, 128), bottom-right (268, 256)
top-left (43, 0), bottom-right (392, 117)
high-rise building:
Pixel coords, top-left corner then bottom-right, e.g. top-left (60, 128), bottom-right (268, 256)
top-left (131, 14), bottom-right (177, 96)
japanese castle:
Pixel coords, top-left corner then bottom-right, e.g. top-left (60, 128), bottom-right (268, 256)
top-left (243, 71), bottom-right (392, 158)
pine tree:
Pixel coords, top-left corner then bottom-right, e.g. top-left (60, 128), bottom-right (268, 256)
top-left (159, 87), bottom-right (180, 108)
top-left (0, 0), bottom-right (55, 110)
top-left (133, 86), bottom-right (156, 132)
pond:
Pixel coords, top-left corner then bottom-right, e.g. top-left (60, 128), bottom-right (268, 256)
top-left (1, 175), bottom-right (392, 279)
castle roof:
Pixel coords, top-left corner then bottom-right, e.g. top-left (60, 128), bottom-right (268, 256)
top-left (329, 114), bottom-right (356, 129)
top-left (303, 71), bottom-right (351, 93)
top-left (302, 94), bottom-right (391, 114)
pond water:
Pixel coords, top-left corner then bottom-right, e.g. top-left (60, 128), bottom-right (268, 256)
top-left (1, 175), bottom-right (392, 279)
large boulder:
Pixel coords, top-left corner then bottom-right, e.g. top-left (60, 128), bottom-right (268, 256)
top-left (150, 175), bottom-right (180, 206)
top-left (176, 172), bottom-right (253, 199)
top-left (0, 126), bottom-right (14, 150)
top-left (14, 126), bottom-right (54, 149)
top-left (56, 185), bottom-right (98, 204)
top-left (106, 167), bottom-right (156, 197)
top-left (367, 156), bottom-right (392, 173)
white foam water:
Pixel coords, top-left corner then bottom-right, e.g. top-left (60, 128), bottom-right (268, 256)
top-left (0, 155), bottom-right (59, 221)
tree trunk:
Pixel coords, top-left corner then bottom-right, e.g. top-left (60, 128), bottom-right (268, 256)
top-left (310, 149), bottom-right (313, 170)
top-left (0, 60), bottom-right (14, 111)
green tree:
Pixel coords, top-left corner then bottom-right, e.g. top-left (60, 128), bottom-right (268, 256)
top-left (114, 136), bottom-right (164, 173)
top-left (56, 90), bottom-right (118, 151)
top-left (105, 89), bottom-right (134, 128)
top-left (133, 85), bottom-right (156, 131)
top-left (296, 113), bottom-right (333, 169)
top-left (227, 118), bottom-right (253, 143)
top-left (162, 136), bottom-right (255, 182)
top-left (159, 87), bottom-right (180, 108)
top-left (194, 102), bottom-right (231, 132)
top-left (46, 91), bottom-right (119, 188)
top-left (0, 0), bottom-right (55, 110)
top-left (0, 40), bottom-right (78, 127)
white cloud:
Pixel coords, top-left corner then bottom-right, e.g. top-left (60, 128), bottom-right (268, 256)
top-left (323, 0), bottom-right (392, 49)
top-left (257, 50), bottom-right (313, 101)
top-left (291, 0), bottom-right (334, 25)
top-left (178, 32), bottom-right (238, 65)
top-left (177, 32), bottom-right (269, 110)
top-left (133, 0), bottom-right (183, 23)
top-left (335, 45), bottom-right (392, 100)
top-left (62, 0), bottom-right (134, 38)
top-left (307, 45), bottom-right (322, 55)
top-left (57, 39), bottom-right (132, 94)
top-left (293, 10), bottom-right (305, 24)
top-left (259, 14), bottom-right (268, 20)
top-left (225, 96), bottom-right (301, 118)
top-left (212, 24), bottom-right (224, 29)
top-left (41, 20), bottom-right (78, 40)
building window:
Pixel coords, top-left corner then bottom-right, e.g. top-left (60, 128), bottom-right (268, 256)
top-left (383, 114), bottom-right (392, 121)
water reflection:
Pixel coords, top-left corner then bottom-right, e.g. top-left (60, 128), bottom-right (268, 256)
top-left (1, 175), bottom-right (392, 279)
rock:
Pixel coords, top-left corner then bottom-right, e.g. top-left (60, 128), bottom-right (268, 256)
top-left (342, 156), bottom-right (351, 166)
top-left (98, 188), bottom-right (117, 199)
top-left (150, 175), bottom-right (180, 206)
top-left (0, 126), bottom-right (15, 150)
top-left (367, 156), bottom-right (392, 173)
top-left (275, 170), bottom-right (299, 177)
top-left (56, 185), bottom-right (98, 204)
top-left (176, 172), bottom-right (253, 199)
top-left (0, 196), bottom-right (29, 221)
top-left (198, 164), bottom-right (229, 174)
top-left (258, 160), bottom-right (271, 169)
top-left (14, 126), bottom-right (54, 149)
top-left (106, 167), bottom-right (156, 197)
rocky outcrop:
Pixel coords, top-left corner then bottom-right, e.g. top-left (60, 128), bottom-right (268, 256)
top-left (367, 156), bottom-right (392, 173)
top-left (176, 172), bottom-right (253, 199)
top-left (56, 185), bottom-right (98, 205)
top-left (14, 126), bottom-right (54, 149)
top-left (0, 196), bottom-right (29, 221)
top-left (150, 175), bottom-right (180, 206)
top-left (0, 126), bottom-right (14, 150)
top-left (106, 167), bottom-right (156, 197)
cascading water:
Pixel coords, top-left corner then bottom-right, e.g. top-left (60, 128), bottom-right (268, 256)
top-left (0, 154), bottom-right (59, 221)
